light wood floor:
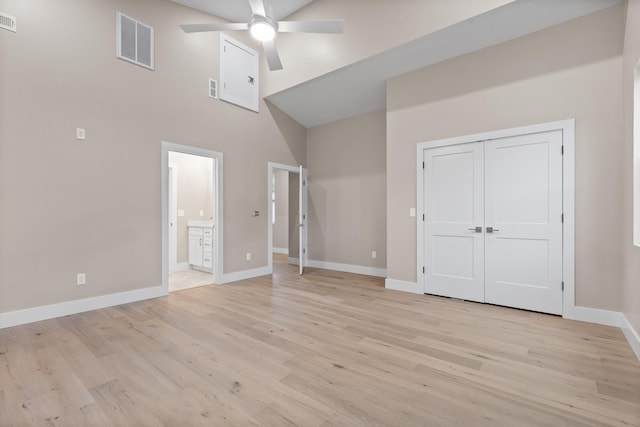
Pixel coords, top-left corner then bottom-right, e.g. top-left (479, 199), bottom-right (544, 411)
top-left (1, 255), bottom-right (639, 426)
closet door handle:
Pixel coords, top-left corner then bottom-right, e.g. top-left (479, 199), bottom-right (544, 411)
top-left (468, 227), bottom-right (482, 233)
top-left (486, 227), bottom-right (500, 233)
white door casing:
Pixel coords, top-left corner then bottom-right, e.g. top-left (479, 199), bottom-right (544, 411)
top-left (161, 142), bottom-right (223, 290)
top-left (168, 163), bottom-right (178, 272)
top-left (424, 142), bottom-right (485, 302)
top-left (267, 162), bottom-right (308, 275)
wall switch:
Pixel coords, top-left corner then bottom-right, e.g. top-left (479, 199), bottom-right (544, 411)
top-left (177, 210), bottom-right (185, 217)
top-left (372, 251), bottom-right (377, 259)
top-left (246, 252), bottom-right (251, 261)
top-left (76, 273), bottom-right (86, 286)
top-left (409, 208), bottom-right (416, 217)
top-left (199, 210), bottom-right (204, 217)
top-left (252, 210), bottom-right (260, 217)
top-left (76, 128), bottom-right (86, 141)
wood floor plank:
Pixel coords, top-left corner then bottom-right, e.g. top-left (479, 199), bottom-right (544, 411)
top-left (0, 255), bottom-right (638, 426)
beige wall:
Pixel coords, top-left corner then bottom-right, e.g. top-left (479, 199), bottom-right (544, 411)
top-left (387, 6), bottom-right (625, 310)
top-left (0, 0), bottom-right (305, 312)
top-left (622, 0), bottom-right (640, 333)
top-left (273, 170), bottom-right (289, 250)
top-left (264, 0), bottom-right (512, 95)
top-left (307, 110), bottom-right (387, 269)
top-left (168, 151), bottom-right (214, 264)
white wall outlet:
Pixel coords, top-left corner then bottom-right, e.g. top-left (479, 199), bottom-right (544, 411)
top-left (177, 210), bottom-right (185, 217)
top-left (246, 252), bottom-right (251, 261)
top-left (76, 273), bottom-right (86, 286)
top-left (372, 251), bottom-right (377, 259)
top-left (409, 208), bottom-right (416, 217)
top-left (76, 128), bottom-right (86, 141)
top-left (200, 210), bottom-right (204, 217)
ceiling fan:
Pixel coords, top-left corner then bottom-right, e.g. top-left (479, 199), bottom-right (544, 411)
top-left (179, 0), bottom-right (344, 71)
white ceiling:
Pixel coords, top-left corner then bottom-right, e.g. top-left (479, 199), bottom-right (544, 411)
top-left (170, 0), bottom-right (314, 22)
top-left (171, 0), bottom-right (622, 129)
top-left (266, 0), bottom-right (621, 128)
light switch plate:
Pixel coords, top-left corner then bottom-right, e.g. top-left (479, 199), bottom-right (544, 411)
top-left (76, 128), bottom-right (86, 140)
top-left (76, 273), bottom-right (86, 286)
top-left (200, 210), bottom-right (204, 217)
top-left (410, 208), bottom-right (416, 217)
top-left (177, 210), bottom-right (185, 217)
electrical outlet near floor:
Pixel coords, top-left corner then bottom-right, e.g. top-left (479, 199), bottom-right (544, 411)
top-left (372, 251), bottom-right (377, 259)
top-left (76, 273), bottom-right (86, 286)
top-left (246, 252), bottom-right (251, 261)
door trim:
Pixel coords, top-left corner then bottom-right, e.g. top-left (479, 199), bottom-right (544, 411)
top-left (267, 162), bottom-right (300, 275)
top-left (161, 142), bottom-right (224, 290)
top-left (168, 163), bottom-right (178, 272)
top-left (416, 119), bottom-right (575, 318)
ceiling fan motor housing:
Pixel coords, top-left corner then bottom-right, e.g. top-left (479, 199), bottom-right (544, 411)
top-left (249, 14), bottom-right (278, 40)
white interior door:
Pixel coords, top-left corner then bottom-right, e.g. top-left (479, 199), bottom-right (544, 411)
top-left (423, 130), bottom-right (563, 315)
top-left (484, 131), bottom-right (563, 314)
top-left (424, 143), bottom-right (485, 302)
top-left (299, 166), bottom-right (308, 275)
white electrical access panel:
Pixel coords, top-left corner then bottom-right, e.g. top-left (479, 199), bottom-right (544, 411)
top-left (219, 33), bottom-right (259, 112)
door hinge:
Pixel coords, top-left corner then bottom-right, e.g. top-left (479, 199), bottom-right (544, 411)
top-left (423, 266), bottom-right (425, 274)
top-left (303, 214), bottom-right (306, 220)
top-left (422, 161), bottom-right (425, 169)
top-left (303, 180), bottom-right (306, 186)
top-left (422, 214), bottom-right (425, 221)
top-left (303, 248), bottom-right (306, 254)
top-left (561, 213), bottom-right (564, 223)
top-left (561, 145), bottom-right (564, 155)
top-left (561, 281), bottom-right (564, 291)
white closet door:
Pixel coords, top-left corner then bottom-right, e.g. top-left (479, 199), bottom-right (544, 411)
top-left (424, 142), bottom-right (485, 302)
top-left (484, 131), bottom-right (563, 314)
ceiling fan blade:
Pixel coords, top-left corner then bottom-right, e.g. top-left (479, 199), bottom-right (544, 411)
top-left (262, 39), bottom-right (283, 71)
top-left (180, 23), bottom-right (249, 33)
top-left (277, 20), bottom-right (344, 34)
top-left (248, 0), bottom-right (266, 17)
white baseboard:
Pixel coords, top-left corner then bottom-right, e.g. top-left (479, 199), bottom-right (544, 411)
top-left (621, 314), bottom-right (640, 361)
top-left (170, 262), bottom-right (191, 272)
top-left (385, 279), bottom-right (423, 294)
top-left (307, 260), bottom-right (386, 277)
top-left (0, 285), bottom-right (167, 330)
top-left (222, 266), bottom-right (270, 284)
top-left (570, 306), bottom-right (622, 327)
top-left (272, 247), bottom-right (288, 255)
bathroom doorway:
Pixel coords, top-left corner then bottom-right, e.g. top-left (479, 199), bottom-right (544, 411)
top-left (162, 142), bottom-right (223, 292)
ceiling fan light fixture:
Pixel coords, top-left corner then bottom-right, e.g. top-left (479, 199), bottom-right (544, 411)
top-left (250, 16), bottom-right (276, 41)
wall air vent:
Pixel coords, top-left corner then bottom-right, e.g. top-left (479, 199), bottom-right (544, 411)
top-left (209, 79), bottom-right (218, 99)
top-left (116, 11), bottom-right (154, 70)
top-left (0, 13), bottom-right (16, 32)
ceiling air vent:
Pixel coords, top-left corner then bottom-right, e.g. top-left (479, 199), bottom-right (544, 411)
top-left (209, 79), bottom-right (218, 99)
top-left (0, 13), bottom-right (16, 32)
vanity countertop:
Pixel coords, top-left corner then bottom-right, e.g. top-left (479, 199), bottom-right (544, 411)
top-left (187, 220), bottom-right (214, 228)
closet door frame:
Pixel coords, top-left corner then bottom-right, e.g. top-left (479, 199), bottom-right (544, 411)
top-left (416, 119), bottom-right (575, 319)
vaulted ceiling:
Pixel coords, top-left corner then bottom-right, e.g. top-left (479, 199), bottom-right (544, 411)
top-left (171, 0), bottom-right (622, 128)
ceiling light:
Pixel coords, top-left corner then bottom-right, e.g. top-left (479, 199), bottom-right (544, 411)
top-left (250, 16), bottom-right (276, 41)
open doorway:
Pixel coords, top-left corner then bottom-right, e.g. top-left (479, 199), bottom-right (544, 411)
top-left (272, 170), bottom-right (290, 257)
top-left (162, 142), bottom-right (223, 292)
top-left (267, 162), bottom-right (308, 275)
